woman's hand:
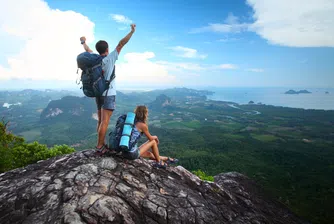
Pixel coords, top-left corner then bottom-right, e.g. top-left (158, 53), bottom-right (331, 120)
top-left (152, 135), bottom-right (160, 144)
top-left (138, 122), bottom-right (159, 144)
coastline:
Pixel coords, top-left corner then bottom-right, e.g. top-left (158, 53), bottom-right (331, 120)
top-left (206, 87), bottom-right (334, 111)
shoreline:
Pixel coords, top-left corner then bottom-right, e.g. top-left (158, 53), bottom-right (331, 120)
top-left (206, 88), bottom-right (334, 111)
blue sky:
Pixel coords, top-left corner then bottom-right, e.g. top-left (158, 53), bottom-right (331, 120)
top-left (0, 0), bottom-right (333, 90)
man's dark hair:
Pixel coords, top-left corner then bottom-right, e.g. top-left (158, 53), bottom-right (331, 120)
top-left (95, 40), bottom-right (108, 55)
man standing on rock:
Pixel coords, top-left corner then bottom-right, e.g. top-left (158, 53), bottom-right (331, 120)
top-left (80, 24), bottom-right (136, 153)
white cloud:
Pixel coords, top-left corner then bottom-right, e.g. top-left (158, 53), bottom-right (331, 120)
top-left (170, 46), bottom-right (207, 59)
top-left (246, 68), bottom-right (264, 72)
top-left (217, 64), bottom-right (238, 69)
top-left (191, 1), bottom-right (334, 47)
top-left (190, 13), bottom-right (249, 34)
top-left (217, 37), bottom-right (241, 42)
top-left (116, 52), bottom-right (177, 85)
top-left (156, 61), bottom-right (206, 72)
top-left (0, 0), bottom-right (95, 81)
top-left (110, 14), bottom-right (133, 24)
top-left (156, 61), bottom-right (239, 72)
top-left (247, 0), bottom-right (334, 47)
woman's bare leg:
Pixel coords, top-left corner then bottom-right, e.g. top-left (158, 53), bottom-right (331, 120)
top-left (138, 140), bottom-right (176, 163)
top-left (139, 140), bottom-right (150, 148)
top-left (141, 151), bottom-right (168, 161)
top-left (141, 151), bottom-right (155, 160)
top-left (161, 156), bottom-right (169, 161)
top-left (138, 141), bottom-right (155, 159)
top-left (138, 140), bottom-right (162, 163)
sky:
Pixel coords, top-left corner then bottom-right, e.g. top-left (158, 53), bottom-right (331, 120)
top-left (0, 0), bottom-right (333, 90)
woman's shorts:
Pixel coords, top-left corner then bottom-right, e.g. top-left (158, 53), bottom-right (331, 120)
top-left (122, 145), bottom-right (140, 160)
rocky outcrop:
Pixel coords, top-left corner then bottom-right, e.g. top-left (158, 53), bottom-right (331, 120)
top-left (0, 150), bottom-right (307, 224)
top-left (40, 96), bottom-right (94, 121)
top-left (149, 94), bottom-right (172, 111)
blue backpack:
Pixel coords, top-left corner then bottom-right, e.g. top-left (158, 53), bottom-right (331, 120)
top-left (109, 112), bottom-right (142, 152)
top-left (76, 52), bottom-right (115, 97)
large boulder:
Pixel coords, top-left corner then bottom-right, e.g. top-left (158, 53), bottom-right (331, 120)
top-left (0, 150), bottom-right (308, 224)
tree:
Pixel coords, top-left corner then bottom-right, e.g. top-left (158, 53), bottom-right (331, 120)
top-left (0, 118), bottom-right (75, 173)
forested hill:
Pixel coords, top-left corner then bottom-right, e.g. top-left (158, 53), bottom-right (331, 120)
top-left (1, 88), bottom-right (334, 224)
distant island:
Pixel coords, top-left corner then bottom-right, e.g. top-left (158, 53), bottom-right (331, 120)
top-left (325, 91), bottom-right (329, 94)
top-left (285, 89), bottom-right (312, 94)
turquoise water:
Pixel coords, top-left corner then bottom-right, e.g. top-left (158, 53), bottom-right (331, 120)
top-left (207, 87), bottom-right (334, 110)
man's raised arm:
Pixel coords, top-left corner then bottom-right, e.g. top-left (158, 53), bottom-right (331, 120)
top-left (116, 24), bottom-right (136, 54)
top-left (80, 36), bottom-right (93, 53)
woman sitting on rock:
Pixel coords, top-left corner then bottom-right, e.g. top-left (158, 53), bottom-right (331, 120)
top-left (121, 105), bottom-right (178, 169)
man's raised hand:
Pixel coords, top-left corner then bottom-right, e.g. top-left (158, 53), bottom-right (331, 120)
top-left (116, 24), bottom-right (136, 54)
top-left (80, 36), bottom-right (86, 43)
top-left (131, 24), bottom-right (136, 33)
top-left (80, 37), bottom-right (93, 52)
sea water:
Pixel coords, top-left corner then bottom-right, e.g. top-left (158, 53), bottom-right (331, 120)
top-left (207, 87), bottom-right (334, 110)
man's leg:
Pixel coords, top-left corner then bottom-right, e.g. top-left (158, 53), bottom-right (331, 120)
top-left (97, 109), bottom-right (113, 148)
top-left (95, 97), bottom-right (103, 133)
top-left (96, 95), bottom-right (116, 149)
top-left (97, 109), bottom-right (102, 132)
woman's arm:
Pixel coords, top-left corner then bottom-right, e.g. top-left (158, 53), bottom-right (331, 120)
top-left (138, 122), bottom-right (159, 144)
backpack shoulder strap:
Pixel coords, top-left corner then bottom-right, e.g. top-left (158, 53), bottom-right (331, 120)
top-left (104, 65), bottom-right (116, 97)
top-left (107, 65), bottom-right (116, 83)
top-left (99, 55), bottom-right (115, 83)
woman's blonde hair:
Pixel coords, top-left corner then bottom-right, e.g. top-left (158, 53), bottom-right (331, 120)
top-left (134, 105), bottom-right (148, 123)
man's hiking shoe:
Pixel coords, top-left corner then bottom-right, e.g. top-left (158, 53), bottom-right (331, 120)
top-left (152, 160), bottom-right (167, 169)
top-left (95, 144), bottom-right (109, 156)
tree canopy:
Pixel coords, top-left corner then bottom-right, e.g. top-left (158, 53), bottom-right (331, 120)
top-left (0, 118), bottom-right (75, 173)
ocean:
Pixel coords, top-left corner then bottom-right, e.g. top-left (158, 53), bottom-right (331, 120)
top-left (206, 87), bottom-right (334, 111)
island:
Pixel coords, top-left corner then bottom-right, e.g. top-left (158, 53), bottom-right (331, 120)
top-left (285, 89), bottom-right (312, 94)
top-left (325, 91), bottom-right (329, 94)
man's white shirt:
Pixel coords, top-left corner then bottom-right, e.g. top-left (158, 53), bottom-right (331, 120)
top-left (101, 49), bottom-right (118, 96)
